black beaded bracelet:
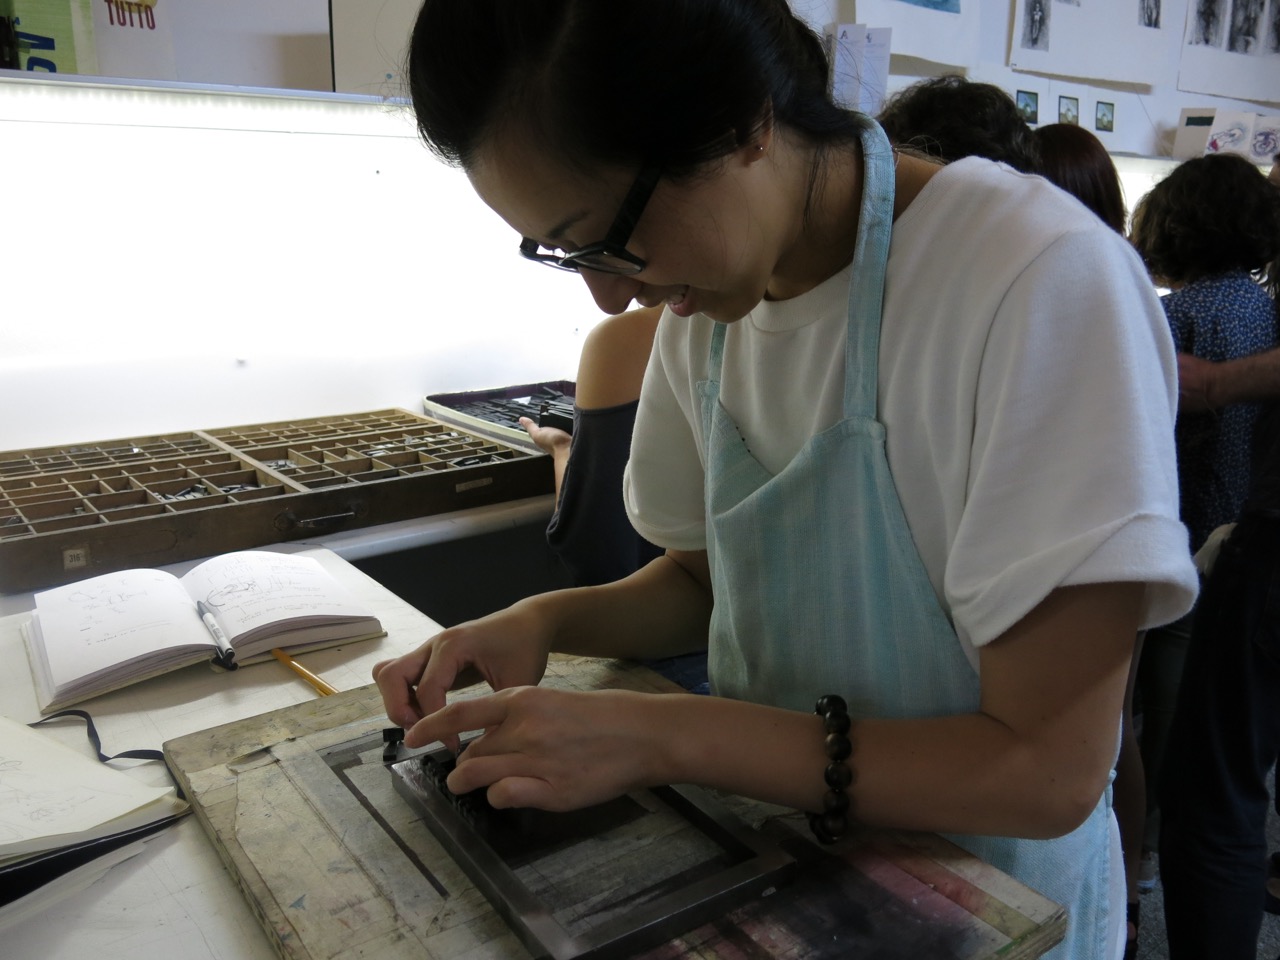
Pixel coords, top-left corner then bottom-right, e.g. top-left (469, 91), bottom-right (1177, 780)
top-left (808, 693), bottom-right (853, 844)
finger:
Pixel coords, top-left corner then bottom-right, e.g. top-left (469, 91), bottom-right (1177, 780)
top-left (489, 776), bottom-right (566, 811)
top-left (414, 642), bottom-right (474, 722)
top-left (405, 694), bottom-right (510, 750)
top-left (447, 749), bottom-right (562, 811)
top-left (373, 654), bottom-right (429, 729)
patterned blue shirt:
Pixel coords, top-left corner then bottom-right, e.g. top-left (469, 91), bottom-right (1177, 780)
top-left (1164, 271), bottom-right (1279, 550)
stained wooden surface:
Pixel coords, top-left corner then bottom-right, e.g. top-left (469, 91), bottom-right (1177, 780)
top-left (164, 657), bottom-right (1067, 960)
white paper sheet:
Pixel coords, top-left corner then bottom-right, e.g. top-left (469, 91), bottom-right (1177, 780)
top-left (1177, 0), bottom-right (1280, 105)
top-left (852, 0), bottom-right (980, 69)
top-left (1009, 0), bottom-right (1168, 86)
top-left (0, 716), bottom-right (179, 858)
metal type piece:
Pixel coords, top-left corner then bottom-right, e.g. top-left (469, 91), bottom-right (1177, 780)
top-left (390, 744), bottom-right (796, 960)
top-left (381, 727), bottom-right (405, 763)
top-left (537, 401), bottom-right (575, 434)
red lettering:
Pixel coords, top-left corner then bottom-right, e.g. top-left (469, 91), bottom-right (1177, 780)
top-left (104, 1), bottom-right (156, 30)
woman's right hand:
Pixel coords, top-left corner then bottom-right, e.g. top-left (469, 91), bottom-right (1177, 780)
top-left (372, 598), bottom-right (554, 747)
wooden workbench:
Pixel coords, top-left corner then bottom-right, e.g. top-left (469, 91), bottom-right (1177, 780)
top-left (164, 659), bottom-right (1067, 960)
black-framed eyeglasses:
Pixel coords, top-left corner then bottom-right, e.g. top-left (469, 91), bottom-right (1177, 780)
top-left (519, 164), bottom-right (662, 276)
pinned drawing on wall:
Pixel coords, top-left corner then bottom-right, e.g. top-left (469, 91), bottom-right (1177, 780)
top-left (1010, 0), bottom-right (1165, 85)
top-left (1227, 0), bottom-right (1265, 52)
top-left (1205, 111), bottom-right (1280, 162)
top-left (849, 0), bottom-right (977, 69)
top-left (1059, 96), bottom-right (1079, 125)
top-left (1016, 90), bottom-right (1040, 124)
top-left (1177, 0), bottom-right (1280, 104)
top-left (1187, 0), bottom-right (1225, 45)
top-left (1021, 0), bottom-right (1050, 50)
top-left (1095, 101), bottom-right (1115, 132)
top-left (93, 0), bottom-right (176, 81)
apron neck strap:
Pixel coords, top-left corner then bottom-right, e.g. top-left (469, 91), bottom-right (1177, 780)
top-left (706, 118), bottom-right (898, 409)
top-left (843, 120), bottom-right (897, 418)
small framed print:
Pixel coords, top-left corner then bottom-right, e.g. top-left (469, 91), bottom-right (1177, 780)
top-left (1058, 95), bottom-right (1079, 125)
top-left (1095, 101), bottom-right (1115, 133)
top-left (1015, 90), bottom-right (1039, 125)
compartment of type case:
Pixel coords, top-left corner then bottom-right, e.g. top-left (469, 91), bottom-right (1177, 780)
top-left (0, 409), bottom-right (553, 591)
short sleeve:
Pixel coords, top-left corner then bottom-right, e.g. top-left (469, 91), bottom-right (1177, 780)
top-left (623, 317), bottom-right (712, 550)
top-left (943, 229), bottom-right (1197, 646)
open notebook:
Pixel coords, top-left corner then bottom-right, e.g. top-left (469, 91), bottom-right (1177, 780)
top-left (22, 550), bottom-right (385, 712)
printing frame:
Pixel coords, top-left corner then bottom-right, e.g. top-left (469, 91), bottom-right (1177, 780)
top-left (389, 746), bottom-right (797, 960)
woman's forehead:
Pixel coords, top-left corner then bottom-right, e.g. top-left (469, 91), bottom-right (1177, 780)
top-left (467, 136), bottom-right (631, 240)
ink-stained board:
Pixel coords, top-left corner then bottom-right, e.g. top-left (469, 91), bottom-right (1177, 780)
top-left (162, 655), bottom-right (1067, 960)
top-left (0, 409), bottom-right (551, 593)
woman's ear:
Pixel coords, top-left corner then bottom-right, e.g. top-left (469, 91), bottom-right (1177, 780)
top-left (743, 101), bottom-right (775, 165)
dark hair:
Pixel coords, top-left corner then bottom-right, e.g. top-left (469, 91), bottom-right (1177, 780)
top-left (1129, 153), bottom-right (1280, 286)
top-left (1031, 123), bottom-right (1126, 233)
top-left (876, 75), bottom-right (1038, 173)
top-left (405, 0), bottom-right (868, 179)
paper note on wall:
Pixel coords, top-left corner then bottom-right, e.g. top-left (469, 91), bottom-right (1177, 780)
top-left (859, 27), bottom-right (892, 117)
top-left (824, 24), bottom-right (891, 118)
top-left (1204, 110), bottom-right (1280, 164)
top-left (93, 0), bottom-right (175, 81)
top-left (851, 0), bottom-right (976, 69)
top-left (825, 23), bottom-right (866, 112)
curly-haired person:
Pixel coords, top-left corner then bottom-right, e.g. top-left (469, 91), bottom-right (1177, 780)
top-left (1130, 151), bottom-right (1280, 960)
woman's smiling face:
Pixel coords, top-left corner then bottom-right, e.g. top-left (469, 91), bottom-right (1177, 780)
top-left (467, 129), bottom-right (785, 324)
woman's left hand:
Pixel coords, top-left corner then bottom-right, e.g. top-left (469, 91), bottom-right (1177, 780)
top-left (518, 417), bottom-right (572, 456)
top-left (416, 686), bottom-right (672, 812)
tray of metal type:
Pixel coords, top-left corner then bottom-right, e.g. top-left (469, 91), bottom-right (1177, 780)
top-left (390, 741), bottom-right (797, 960)
top-left (0, 408), bottom-right (551, 593)
top-left (423, 381), bottom-right (577, 451)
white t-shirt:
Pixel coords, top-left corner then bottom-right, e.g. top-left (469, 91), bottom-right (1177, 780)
top-left (624, 157), bottom-right (1198, 663)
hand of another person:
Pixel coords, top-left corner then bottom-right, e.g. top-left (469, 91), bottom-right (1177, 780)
top-left (518, 416), bottom-right (572, 456)
top-left (372, 600), bottom-right (554, 743)
top-left (1176, 352), bottom-right (1218, 411)
top-left (409, 685), bottom-right (672, 812)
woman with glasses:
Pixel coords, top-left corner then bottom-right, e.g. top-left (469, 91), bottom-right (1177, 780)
top-left (374, 2), bottom-right (1197, 956)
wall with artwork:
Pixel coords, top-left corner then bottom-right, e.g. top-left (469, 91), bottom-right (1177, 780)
top-left (826, 0), bottom-right (1277, 157)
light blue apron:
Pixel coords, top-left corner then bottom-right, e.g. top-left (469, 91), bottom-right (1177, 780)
top-left (699, 120), bottom-right (1114, 960)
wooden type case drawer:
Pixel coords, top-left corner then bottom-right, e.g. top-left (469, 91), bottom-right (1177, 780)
top-left (0, 409), bottom-right (551, 592)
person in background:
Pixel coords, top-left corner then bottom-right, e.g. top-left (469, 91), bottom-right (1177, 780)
top-left (1035, 118), bottom-right (1146, 959)
top-left (519, 305), bottom-right (708, 692)
top-left (1159, 412), bottom-right (1280, 960)
top-left (518, 306), bottom-right (663, 587)
top-left (1176, 152), bottom-right (1280, 408)
top-left (1126, 154), bottom-right (1280, 949)
top-left (375, 4), bottom-right (1197, 958)
top-left (1032, 123), bottom-right (1126, 233)
top-left (1147, 152), bottom-right (1280, 960)
top-left (876, 74), bottom-right (1038, 172)
top-left (1129, 153), bottom-right (1280, 587)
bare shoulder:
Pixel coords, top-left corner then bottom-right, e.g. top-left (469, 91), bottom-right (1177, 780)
top-left (576, 305), bottom-right (663, 409)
